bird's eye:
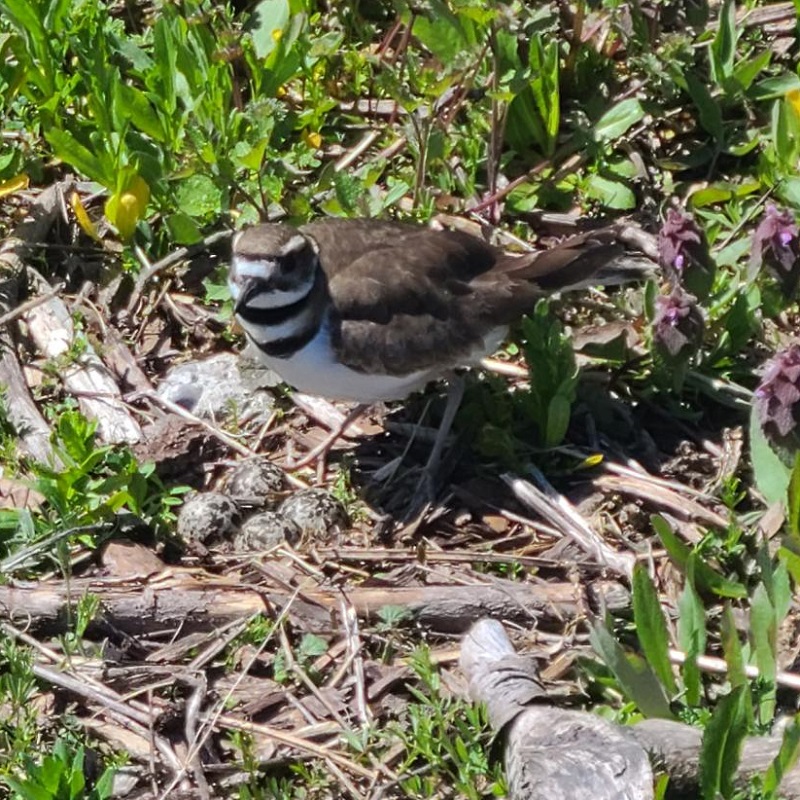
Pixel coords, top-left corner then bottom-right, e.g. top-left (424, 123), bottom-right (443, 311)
top-left (282, 252), bottom-right (297, 272)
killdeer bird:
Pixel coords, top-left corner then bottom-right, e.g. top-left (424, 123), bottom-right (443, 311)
top-left (229, 218), bottom-right (652, 471)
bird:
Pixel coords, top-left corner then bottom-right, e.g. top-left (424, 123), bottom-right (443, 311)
top-left (228, 217), bottom-right (653, 473)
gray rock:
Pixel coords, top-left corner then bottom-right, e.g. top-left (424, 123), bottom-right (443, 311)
top-left (157, 353), bottom-right (273, 420)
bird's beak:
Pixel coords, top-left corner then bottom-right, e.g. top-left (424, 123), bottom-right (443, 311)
top-left (232, 275), bottom-right (256, 313)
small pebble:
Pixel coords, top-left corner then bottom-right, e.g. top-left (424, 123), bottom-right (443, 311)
top-left (176, 492), bottom-right (240, 544)
top-left (233, 511), bottom-right (300, 551)
top-left (224, 458), bottom-right (287, 509)
top-left (279, 488), bottom-right (349, 541)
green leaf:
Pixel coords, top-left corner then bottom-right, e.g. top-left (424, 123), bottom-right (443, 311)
top-left (690, 185), bottom-right (733, 207)
top-left (520, 302), bottom-right (578, 448)
top-left (632, 564), bottom-right (677, 695)
top-left (700, 685), bottom-right (748, 800)
top-left (651, 515), bottom-right (747, 598)
top-left (752, 73), bottom-right (800, 100)
top-left (298, 632), bottom-right (328, 659)
top-left (333, 170), bottom-right (363, 215)
top-left (0, 0), bottom-right (46, 41)
top-left (152, 15), bottom-right (178, 116)
top-left (778, 177), bottom-right (800, 207)
top-left (589, 622), bottom-right (674, 719)
top-left (733, 49), bottom-right (771, 92)
top-left (720, 605), bottom-right (750, 705)
top-left (544, 393), bottom-right (571, 448)
top-left (584, 174), bottom-right (636, 210)
top-left (772, 97), bottom-right (800, 171)
top-left (778, 547), bottom-right (800, 585)
top-left (114, 83), bottom-right (165, 142)
top-left (1, 777), bottom-right (53, 800)
top-left (411, 4), bottom-right (473, 63)
top-left (788, 454), bottom-right (800, 543)
top-left (175, 173), bottom-right (223, 219)
top-left (67, 747), bottom-right (86, 796)
top-left (762, 716), bottom-right (800, 796)
top-left (749, 403), bottom-right (791, 505)
top-left (164, 212), bottom-right (202, 245)
top-left (685, 70), bottom-right (725, 142)
top-left (528, 34), bottom-right (560, 152)
top-left (45, 129), bottom-right (111, 186)
top-left (593, 98), bottom-right (645, 143)
top-left (770, 558), bottom-right (792, 624)
top-left (677, 556), bottom-right (706, 706)
top-left (232, 139), bottom-right (269, 171)
top-left (710, 0), bottom-right (737, 86)
top-left (382, 180), bottom-right (411, 209)
top-left (751, 582), bottom-right (777, 724)
top-left (249, 0), bottom-right (290, 59)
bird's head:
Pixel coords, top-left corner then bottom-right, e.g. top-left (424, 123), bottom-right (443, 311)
top-left (229, 224), bottom-right (320, 314)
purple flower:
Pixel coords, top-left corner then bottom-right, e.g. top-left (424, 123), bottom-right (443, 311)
top-left (652, 288), bottom-right (704, 359)
top-left (750, 204), bottom-right (800, 295)
top-left (658, 209), bottom-right (714, 298)
top-left (754, 344), bottom-right (800, 452)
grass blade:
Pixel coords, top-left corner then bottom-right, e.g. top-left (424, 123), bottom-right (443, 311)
top-left (632, 563), bottom-right (677, 695)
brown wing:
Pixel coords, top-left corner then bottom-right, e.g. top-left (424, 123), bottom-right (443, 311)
top-left (320, 221), bottom-right (653, 376)
top-left (324, 226), bottom-right (526, 375)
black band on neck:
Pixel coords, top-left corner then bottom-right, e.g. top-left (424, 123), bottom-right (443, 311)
top-left (255, 326), bottom-right (319, 359)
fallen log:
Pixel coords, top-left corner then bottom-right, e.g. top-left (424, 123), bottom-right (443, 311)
top-left (461, 618), bottom-right (800, 800)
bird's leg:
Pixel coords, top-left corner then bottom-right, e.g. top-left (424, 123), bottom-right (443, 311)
top-left (287, 401), bottom-right (371, 475)
top-left (413, 374), bottom-right (466, 502)
top-left (426, 374), bottom-right (465, 476)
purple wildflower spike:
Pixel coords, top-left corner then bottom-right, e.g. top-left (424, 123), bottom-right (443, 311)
top-left (652, 288), bottom-right (704, 359)
top-left (754, 344), bottom-right (800, 452)
top-left (658, 209), bottom-right (714, 298)
top-left (750, 204), bottom-right (800, 295)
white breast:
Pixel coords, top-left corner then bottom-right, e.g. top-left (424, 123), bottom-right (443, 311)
top-left (250, 317), bottom-right (510, 403)
top-left (255, 319), bottom-right (436, 402)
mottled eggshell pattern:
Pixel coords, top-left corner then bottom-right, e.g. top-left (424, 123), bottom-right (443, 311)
top-left (279, 488), bottom-right (349, 541)
top-left (176, 492), bottom-right (240, 544)
top-left (233, 511), bottom-right (300, 551)
top-left (224, 458), bottom-right (287, 508)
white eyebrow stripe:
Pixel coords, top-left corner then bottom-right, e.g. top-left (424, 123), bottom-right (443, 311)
top-left (280, 235), bottom-right (310, 255)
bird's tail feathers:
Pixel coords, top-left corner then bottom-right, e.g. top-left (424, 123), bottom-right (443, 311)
top-left (501, 224), bottom-right (658, 294)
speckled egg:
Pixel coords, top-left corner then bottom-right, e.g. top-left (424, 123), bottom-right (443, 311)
top-left (279, 488), bottom-right (349, 541)
top-left (224, 458), bottom-right (287, 509)
top-left (233, 511), bottom-right (300, 551)
top-left (176, 492), bottom-right (240, 544)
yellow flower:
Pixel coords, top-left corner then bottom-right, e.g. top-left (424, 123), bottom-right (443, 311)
top-left (69, 191), bottom-right (100, 242)
top-left (303, 130), bottom-right (322, 149)
top-left (105, 175), bottom-right (150, 241)
top-left (787, 87), bottom-right (800, 117)
top-left (0, 173), bottom-right (29, 198)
